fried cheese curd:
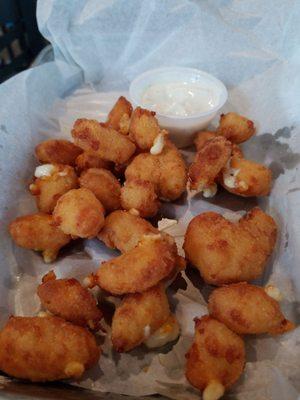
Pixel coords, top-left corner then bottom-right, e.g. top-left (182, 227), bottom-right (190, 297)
top-left (125, 139), bottom-right (187, 201)
top-left (120, 178), bottom-right (160, 218)
top-left (79, 168), bottom-right (121, 213)
top-left (35, 139), bottom-right (82, 166)
top-left (9, 213), bottom-right (71, 263)
top-left (0, 316), bottom-right (100, 382)
top-left (183, 207), bottom-right (277, 285)
top-left (105, 96), bottom-right (133, 135)
top-left (29, 163), bottom-right (78, 213)
top-left (71, 118), bottom-right (136, 164)
top-left (111, 284), bottom-right (171, 352)
top-left (219, 151), bottom-right (272, 197)
top-left (97, 210), bottom-right (186, 282)
top-left (216, 112), bottom-right (255, 144)
top-left (129, 107), bottom-right (163, 152)
top-left (98, 210), bottom-right (157, 253)
top-left (53, 188), bottom-right (105, 238)
top-left (194, 131), bottom-right (217, 151)
top-left (188, 136), bottom-right (232, 195)
top-left (208, 283), bottom-right (295, 335)
top-left (37, 271), bottom-right (103, 330)
top-left (90, 234), bottom-right (177, 295)
top-left (75, 151), bottom-right (113, 173)
top-left (185, 316), bottom-right (245, 400)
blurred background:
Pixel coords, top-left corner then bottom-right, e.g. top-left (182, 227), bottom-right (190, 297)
top-left (0, 0), bottom-right (48, 83)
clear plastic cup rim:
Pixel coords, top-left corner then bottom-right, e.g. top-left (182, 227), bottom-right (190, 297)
top-left (129, 66), bottom-right (228, 120)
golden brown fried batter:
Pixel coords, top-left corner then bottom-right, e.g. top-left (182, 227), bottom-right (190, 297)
top-left (53, 188), bottom-right (105, 238)
top-left (35, 139), bottom-right (82, 166)
top-left (98, 210), bottom-right (157, 253)
top-left (129, 107), bottom-right (161, 150)
top-left (92, 235), bottom-right (177, 295)
top-left (216, 112), bottom-right (255, 144)
top-left (72, 118), bottom-right (136, 164)
top-left (188, 136), bottom-right (232, 192)
top-left (75, 151), bottom-right (113, 173)
top-left (183, 208), bottom-right (277, 285)
top-left (120, 178), bottom-right (160, 218)
top-left (9, 213), bottom-right (71, 263)
top-left (219, 152), bottom-right (272, 197)
top-left (37, 271), bottom-right (103, 330)
top-left (29, 164), bottom-right (78, 213)
top-left (125, 139), bottom-right (187, 201)
top-left (208, 283), bottom-right (295, 335)
top-left (194, 131), bottom-right (217, 151)
top-left (106, 96), bottom-right (133, 135)
top-left (185, 316), bottom-right (245, 399)
top-left (111, 284), bottom-right (170, 352)
top-left (0, 316), bottom-right (100, 382)
top-left (79, 168), bottom-right (121, 213)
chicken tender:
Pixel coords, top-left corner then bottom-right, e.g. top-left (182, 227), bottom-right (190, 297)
top-left (125, 139), bottom-right (187, 201)
top-left (75, 151), bottom-right (113, 173)
top-left (129, 107), bottom-right (161, 150)
top-left (98, 210), bottom-right (157, 253)
top-left (220, 153), bottom-right (272, 197)
top-left (0, 316), bottom-right (100, 382)
top-left (79, 168), bottom-right (121, 212)
top-left (111, 284), bottom-right (170, 352)
top-left (208, 283), bottom-right (295, 335)
top-left (29, 164), bottom-right (78, 213)
top-left (53, 188), bottom-right (105, 238)
top-left (188, 137), bottom-right (232, 194)
top-left (91, 235), bottom-right (177, 295)
top-left (120, 178), bottom-right (160, 218)
top-left (106, 96), bottom-right (133, 135)
top-left (216, 112), bottom-right (255, 144)
top-left (72, 118), bottom-right (136, 164)
top-left (35, 139), bottom-right (82, 166)
top-left (183, 208), bottom-right (277, 285)
top-left (194, 131), bottom-right (217, 151)
top-left (185, 316), bottom-right (245, 400)
top-left (9, 213), bottom-right (71, 263)
top-left (37, 271), bottom-right (103, 330)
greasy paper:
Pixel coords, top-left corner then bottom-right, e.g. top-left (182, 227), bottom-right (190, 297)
top-left (0, 1), bottom-right (300, 399)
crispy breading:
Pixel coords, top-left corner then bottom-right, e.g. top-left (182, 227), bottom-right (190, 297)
top-left (183, 208), bottom-right (277, 285)
top-left (37, 271), bottom-right (102, 330)
top-left (29, 164), bottom-right (78, 213)
top-left (188, 136), bottom-right (232, 191)
top-left (208, 283), bottom-right (295, 335)
top-left (129, 107), bottom-right (161, 150)
top-left (216, 112), bottom-right (255, 144)
top-left (219, 152), bottom-right (272, 197)
top-left (120, 178), bottom-right (160, 218)
top-left (0, 316), bottom-right (100, 382)
top-left (125, 139), bottom-right (187, 201)
top-left (92, 235), bottom-right (177, 295)
top-left (35, 139), bottom-right (83, 166)
top-left (111, 284), bottom-right (170, 352)
top-left (106, 96), bottom-right (133, 135)
top-left (194, 131), bottom-right (217, 151)
top-left (98, 210), bottom-right (157, 253)
top-left (9, 213), bottom-right (71, 263)
top-left (53, 188), bottom-right (105, 238)
top-left (72, 118), bottom-right (136, 164)
top-left (185, 316), bottom-right (245, 395)
top-left (75, 151), bottom-right (113, 173)
top-left (79, 168), bottom-right (121, 212)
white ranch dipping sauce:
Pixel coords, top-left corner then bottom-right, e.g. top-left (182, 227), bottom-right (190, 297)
top-left (141, 81), bottom-right (219, 117)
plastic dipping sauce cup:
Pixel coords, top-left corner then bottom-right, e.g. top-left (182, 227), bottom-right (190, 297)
top-left (129, 67), bottom-right (228, 148)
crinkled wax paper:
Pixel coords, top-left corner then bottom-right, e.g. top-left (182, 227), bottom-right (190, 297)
top-left (0, 0), bottom-right (300, 399)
